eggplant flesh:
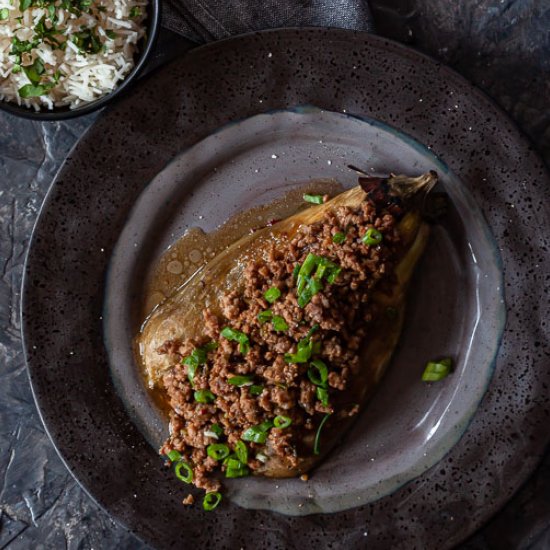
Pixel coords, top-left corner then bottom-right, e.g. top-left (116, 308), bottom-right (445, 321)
top-left (138, 171), bottom-right (437, 478)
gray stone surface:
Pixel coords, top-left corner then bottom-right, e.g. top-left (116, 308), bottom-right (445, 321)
top-left (1, 1), bottom-right (549, 547)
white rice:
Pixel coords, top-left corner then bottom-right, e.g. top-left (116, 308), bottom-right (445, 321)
top-left (0, 0), bottom-right (147, 110)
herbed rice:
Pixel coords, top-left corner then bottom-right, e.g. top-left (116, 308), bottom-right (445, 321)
top-left (0, 0), bottom-right (146, 110)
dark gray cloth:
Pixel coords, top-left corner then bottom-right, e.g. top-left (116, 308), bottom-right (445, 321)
top-left (162, 0), bottom-right (375, 42)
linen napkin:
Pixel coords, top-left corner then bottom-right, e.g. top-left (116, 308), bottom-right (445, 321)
top-left (162, 0), bottom-right (375, 43)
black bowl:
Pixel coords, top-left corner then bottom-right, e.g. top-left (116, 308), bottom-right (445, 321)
top-left (0, 0), bottom-right (160, 121)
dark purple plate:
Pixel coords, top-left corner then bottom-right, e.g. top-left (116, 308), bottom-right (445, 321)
top-left (22, 29), bottom-right (550, 549)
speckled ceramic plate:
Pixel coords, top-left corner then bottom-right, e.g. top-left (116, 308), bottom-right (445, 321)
top-left (22, 29), bottom-right (550, 549)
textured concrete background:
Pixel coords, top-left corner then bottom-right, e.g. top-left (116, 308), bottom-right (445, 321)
top-left (1, 0), bottom-right (549, 547)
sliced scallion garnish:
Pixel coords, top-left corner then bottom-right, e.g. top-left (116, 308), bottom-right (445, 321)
top-left (257, 309), bottom-right (273, 323)
top-left (221, 326), bottom-right (250, 354)
top-left (203, 492), bottom-right (222, 511)
top-left (228, 375), bottom-right (254, 387)
top-left (421, 358), bottom-right (452, 382)
top-left (194, 389), bottom-right (215, 403)
top-left (272, 315), bottom-right (289, 332)
top-left (207, 443), bottom-right (230, 461)
top-left (264, 287), bottom-right (281, 303)
top-left (316, 386), bottom-right (329, 406)
top-left (313, 413), bottom-right (331, 455)
top-left (249, 384), bottom-right (264, 396)
top-left (303, 194), bottom-right (324, 204)
top-left (210, 423), bottom-right (224, 437)
top-left (332, 232), bottom-right (345, 244)
top-left (362, 227), bottom-right (383, 246)
top-left (273, 415), bottom-right (292, 428)
top-left (174, 461), bottom-right (194, 483)
top-left (166, 449), bottom-right (181, 462)
top-left (308, 359), bottom-right (328, 386)
top-left (225, 457), bottom-right (250, 478)
top-left (0, 8), bottom-right (9, 20)
top-left (242, 421), bottom-right (273, 444)
top-left (234, 440), bottom-right (248, 464)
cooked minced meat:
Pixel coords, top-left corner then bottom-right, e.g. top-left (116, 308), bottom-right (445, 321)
top-left (158, 196), bottom-right (402, 494)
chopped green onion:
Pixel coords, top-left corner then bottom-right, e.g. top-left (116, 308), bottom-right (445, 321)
top-left (221, 326), bottom-right (250, 354)
top-left (297, 253), bottom-right (319, 293)
top-left (316, 386), bottom-right (330, 406)
top-left (194, 389), bottom-right (215, 403)
top-left (308, 359), bottom-right (328, 386)
top-left (313, 413), bottom-right (331, 455)
top-left (12, 64), bottom-right (21, 74)
top-left (264, 287), bottom-right (281, 303)
top-left (362, 228), bottom-right (383, 245)
top-left (207, 443), bottom-right (230, 461)
top-left (47, 4), bottom-right (56, 20)
top-left (183, 346), bottom-right (208, 386)
top-left (421, 358), bottom-right (452, 382)
top-left (18, 84), bottom-right (49, 98)
top-left (332, 232), bottom-right (345, 244)
top-left (326, 266), bottom-right (342, 284)
top-left (273, 415), bottom-right (292, 428)
top-left (292, 264), bottom-right (300, 279)
top-left (303, 194), bottom-right (324, 204)
top-left (272, 315), bottom-right (289, 332)
top-left (284, 332), bottom-right (320, 363)
top-left (242, 421), bottom-right (273, 443)
top-left (174, 461), bottom-right (193, 483)
top-left (166, 449), bottom-right (181, 462)
top-left (257, 309), bottom-right (273, 323)
top-left (258, 420), bottom-right (274, 432)
top-left (0, 8), bottom-right (9, 20)
top-left (234, 440), bottom-right (248, 464)
top-left (129, 6), bottom-right (141, 17)
top-left (249, 385), bottom-right (264, 396)
top-left (228, 375), bottom-right (254, 387)
top-left (307, 324), bottom-right (320, 338)
top-left (105, 29), bottom-right (117, 40)
top-left (204, 341), bottom-right (219, 352)
top-left (19, 0), bottom-right (31, 11)
top-left (210, 423), bottom-right (224, 437)
top-left (203, 492), bottom-right (222, 511)
top-left (225, 457), bottom-right (250, 478)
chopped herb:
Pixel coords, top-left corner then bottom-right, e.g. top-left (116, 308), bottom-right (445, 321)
top-left (292, 264), bottom-right (300, 279)
top-left (207, 443), bottom-right (230, 461)
top-left (225, 457), bottom-right (249, 478)
top-left (12, 64), bottom-right (22, 73)
top-left (273, 415), bottom-right (292, 428)
top-left (308, 359), bottom-right (328, 386)
top-left (166, 449), bottom-right (181, 462)
top-left (174, 461), bottom-right (194, 483)
top-left (249, 384), bottom-right (264, 396)
top-left (210, 423), bottom-right (224, 437)
top-left (284, 332), bottom-right (320, 364)
top-left (332, 232), bottom-right (345, 244)
top-left (203, 492), bottom-right (222, 511)
top-left (242, 421), bottom-right (273, 444)
top-left (221, 326), bottom-right (250, 354)
top-left (18, 83), bottom-right (50, 98)
top-left (272, 315), bottom-right (289, 332)
top-left (228, 375), bottom-right (254, 387)
top-left (422, 358), bottom-right (452, 382)
top-left (362, 227), bottom-right (383, 246)
top-left (194, 389), bottom-right (216, 403)
top-left (22, 56), bottom-right (44, 86)
top-left (264, 286), bottom-right (281, 303)
top-left (303, 193), bottom-right (324, 204)
top-left (105, 29), bottom-right (117, 40)
top-left (313, 413), bottom-right (331, 455)
top-left (257, 309), bottom-right (273, 324)
top-left (234, 440), bottom-right (248, 464)
top-left (203, 341), bottom-right (219, 352)
top-left (129, 5), bottom-right (141, 17)
top-left (19, 0), bottom-right (31, 11)
top-left (316, 386), bottom-right (330, 406)
top-left (296, 254), bottom-right (341, 307)
top-left (71, 27), bottom-right (102, 54)
top-left (306, 324), bottom-right (320, 338)
top-left (0, 8), bottom-right (9, 20)
top-left (47, 4), bottom-right (56, 21)
top-left (183, 346), bottom-right (208, 386)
